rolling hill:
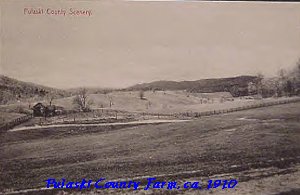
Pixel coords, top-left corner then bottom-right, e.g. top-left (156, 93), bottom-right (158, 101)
top-left (127, 75), bottom-right (258, 96)
top-left (0, 75), bottom-right (70, 104)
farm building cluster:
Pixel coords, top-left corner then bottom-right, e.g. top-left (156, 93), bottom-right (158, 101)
top-left (32, 103), bottom-right (64, 117)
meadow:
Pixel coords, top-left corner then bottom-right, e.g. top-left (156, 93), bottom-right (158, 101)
top-left (1, 102), bottom-right (299, 194)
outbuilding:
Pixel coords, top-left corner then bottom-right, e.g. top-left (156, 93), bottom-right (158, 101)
top-left (32, 103), bottom-right (46, 117)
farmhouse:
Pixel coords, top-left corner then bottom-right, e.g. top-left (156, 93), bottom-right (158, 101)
top-left (32, 103), bottom-right (64, 117)
top-left (32, 103), bottom-right (46, 117)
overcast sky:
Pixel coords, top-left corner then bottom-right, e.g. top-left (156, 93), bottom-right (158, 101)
top-left (1, 0), bottom-right (300, 88)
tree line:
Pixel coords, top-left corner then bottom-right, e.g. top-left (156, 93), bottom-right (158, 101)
top-left (252, 58), bottom-right (300, 98)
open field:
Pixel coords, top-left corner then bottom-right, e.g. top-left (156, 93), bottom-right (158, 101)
top-left (1, 90), bottom-right (289, 115)
top-left (1, 95), bottom-right (299, 134)
top-left (0, 90), bottom-right (298, 121)
top-left (53, 91), bottom-right (295, 114)
top-left (1, 102), bottom-right (300, 194)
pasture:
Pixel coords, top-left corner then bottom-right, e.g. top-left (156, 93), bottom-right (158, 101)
top-left (1, 102), bottom-right (299, 194)
top-left (53, 90), bottom-right (255, 113)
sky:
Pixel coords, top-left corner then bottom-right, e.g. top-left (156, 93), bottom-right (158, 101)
top-left (1, 0), bottom-right (300, 89)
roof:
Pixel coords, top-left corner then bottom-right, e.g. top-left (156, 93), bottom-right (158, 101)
top-left (33, 103), bottom-right (45, 108)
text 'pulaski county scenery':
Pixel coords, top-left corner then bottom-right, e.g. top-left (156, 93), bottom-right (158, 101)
top-left (24, 7), bottom-right (92, 16)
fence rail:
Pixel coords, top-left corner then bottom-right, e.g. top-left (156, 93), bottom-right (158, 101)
top-left (0, 114), bottom-right (33, 132)
top-left (1, 97), bottom-right (299, 132)
top-left (140, 97), bottom-right (300, 119)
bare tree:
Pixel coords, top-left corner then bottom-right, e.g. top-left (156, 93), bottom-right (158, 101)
top-left (297, 58), bottom-right (300, 76)
top-left (277, 69), bottom-right (288, 96)
top-left (290, 58), bottom-right (300, 88)
top-left (73, 88), bottom-right (92, 111)
top-left (46, 95), bottom-right (54, 106)
top-left (107, 95), bottom-right (113, 108)
top-left (295, 58), bottom-right (300, 94)
top-left (255, 73), bottom-right (264, 97)
top-left (278, 69), bottom-right (287, 80)
top-left (139, 90), bottom-right (145, 100)
top-left (146, 101), bottom-right (151, 109)
top-left (283, 59), bottom-right (300, 96)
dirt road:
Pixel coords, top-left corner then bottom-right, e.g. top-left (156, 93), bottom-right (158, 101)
top-left (9, 119), bottom-right (190, 132)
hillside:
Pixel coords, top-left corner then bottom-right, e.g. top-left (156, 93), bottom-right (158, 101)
top-left (0, 75), bottom-right (70, 104)
top-left (127, 75), bottom-right (258, 96)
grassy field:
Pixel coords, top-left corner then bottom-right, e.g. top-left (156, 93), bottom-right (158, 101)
top-left (48, 91), bottom-right (298, 114)
top-left (0, 102), bottom-right (300, 194)
top-left (0, 90), bottom-right (298, 117)
top-left (53, 90), bottom-right (228, 113)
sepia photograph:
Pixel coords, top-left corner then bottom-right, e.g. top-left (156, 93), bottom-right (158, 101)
top-left (0, 0), bottom-right (300, 194)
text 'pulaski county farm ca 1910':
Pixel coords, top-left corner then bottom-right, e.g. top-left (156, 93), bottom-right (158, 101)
top-left (24, 7), bottom-right (92, 17)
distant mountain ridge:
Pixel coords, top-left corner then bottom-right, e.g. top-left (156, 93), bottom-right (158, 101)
top-left (127, 75), bottom-right (258, 96)
top-left (0, 75), bottom-right (70, 104)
